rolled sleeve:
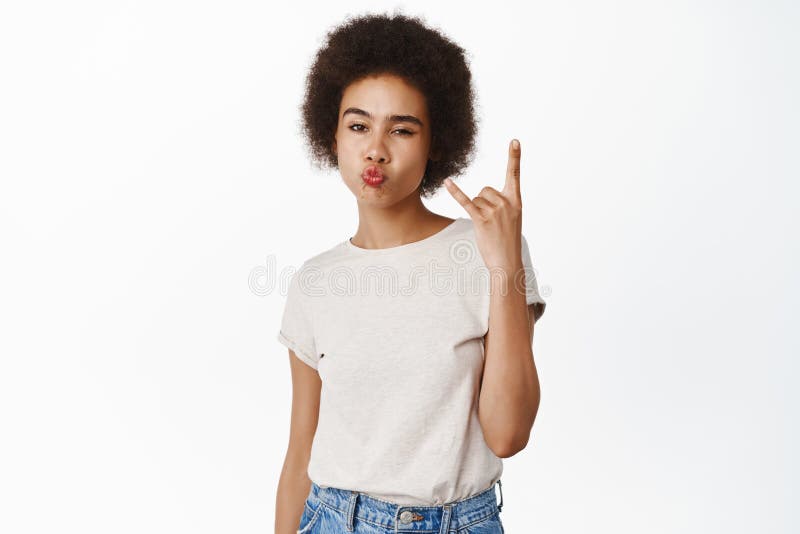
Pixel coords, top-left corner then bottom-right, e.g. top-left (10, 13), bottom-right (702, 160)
top-left (276, 263), bottom-right (320, 369)
top-left (521, 233), bottom-right (547, 322)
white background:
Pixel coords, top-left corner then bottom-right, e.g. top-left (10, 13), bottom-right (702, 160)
top-left (1, 1), bottom-right (797, 532)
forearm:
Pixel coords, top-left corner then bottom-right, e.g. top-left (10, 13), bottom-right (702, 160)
top-left (275, 454), bottom-right (312, 534)
top-left (478, 260), bottom-right (540, 457)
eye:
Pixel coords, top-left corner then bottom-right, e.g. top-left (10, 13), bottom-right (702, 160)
top-left (347, 123), bottom-right (415, 136)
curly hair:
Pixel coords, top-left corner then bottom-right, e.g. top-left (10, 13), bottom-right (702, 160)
top-left (299, 11), bottom-right (480, 198)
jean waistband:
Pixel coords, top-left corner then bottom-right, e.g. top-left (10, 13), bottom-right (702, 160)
top-left (308, 479), bottom-right (503, 532)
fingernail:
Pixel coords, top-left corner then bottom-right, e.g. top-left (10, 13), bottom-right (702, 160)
top-left (512, 139), bottom-right (520, 149)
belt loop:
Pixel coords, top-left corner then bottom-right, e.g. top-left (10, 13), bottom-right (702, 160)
top-left (497, 479), bottom-right (504, 512)
top-left (346, 490), bottom-right (358, 531)
top-left (438, 504), bottom-right (452, 534)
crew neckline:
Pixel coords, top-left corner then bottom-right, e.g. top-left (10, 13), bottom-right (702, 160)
top-left (345, 217), bottom-right (465, 254)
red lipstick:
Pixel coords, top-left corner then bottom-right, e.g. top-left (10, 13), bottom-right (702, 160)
top-left (361, 165), bottom-right (385, 186)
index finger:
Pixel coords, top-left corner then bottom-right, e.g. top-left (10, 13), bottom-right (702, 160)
top-left (503, 138), bottom-right (521, 200)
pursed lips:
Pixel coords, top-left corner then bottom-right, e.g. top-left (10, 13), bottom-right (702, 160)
top-left (361, 165), bottom-right (386, 184)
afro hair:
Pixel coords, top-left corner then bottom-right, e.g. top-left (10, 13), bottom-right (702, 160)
top-left (299, 11), bottom-right (480, 198)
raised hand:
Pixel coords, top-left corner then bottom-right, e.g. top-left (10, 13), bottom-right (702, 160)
top-left (443, 139), bottom-right (524, 271)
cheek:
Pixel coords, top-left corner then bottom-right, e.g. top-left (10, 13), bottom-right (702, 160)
top-left (337, 135), bottom-right (367, 161)
top-left (399, 142), bottom-right (430, 169)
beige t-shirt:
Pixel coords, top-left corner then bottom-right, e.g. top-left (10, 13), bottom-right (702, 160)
top-left (277, 217), bottom-right (546, 506)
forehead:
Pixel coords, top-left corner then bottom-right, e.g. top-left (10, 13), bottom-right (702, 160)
top-left (339, 73), bottom-right (428, 118)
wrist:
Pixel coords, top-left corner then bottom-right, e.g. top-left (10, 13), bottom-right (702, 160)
top-left (486, 258), bottom-right (527, 299)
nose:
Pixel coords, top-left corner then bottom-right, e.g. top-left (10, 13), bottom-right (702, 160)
top-left (365, 137), bottom-right (389, 164)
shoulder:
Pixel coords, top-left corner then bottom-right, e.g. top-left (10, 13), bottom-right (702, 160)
top-left (296, 240), bottom-right (352, 273)
top-left (440, 217), bottom-right (478, 246)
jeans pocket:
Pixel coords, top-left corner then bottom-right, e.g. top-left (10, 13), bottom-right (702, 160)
top-left (461, 511), bottom-right (504, 534)
top-left (296, 498), bottom-right (323, 534)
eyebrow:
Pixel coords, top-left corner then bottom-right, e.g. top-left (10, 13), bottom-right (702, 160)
top-left (342, 107), bottom-right (424, 128)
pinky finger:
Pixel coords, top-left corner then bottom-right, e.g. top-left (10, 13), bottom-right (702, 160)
top-left (444, 178), bottom-right (484, 221)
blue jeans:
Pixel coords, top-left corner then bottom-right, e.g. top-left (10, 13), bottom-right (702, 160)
top-left (297, 480), bottom-right (505, 533)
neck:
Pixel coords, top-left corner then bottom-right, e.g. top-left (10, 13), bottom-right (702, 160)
top-left (351, 194), bottom-right (452, 250)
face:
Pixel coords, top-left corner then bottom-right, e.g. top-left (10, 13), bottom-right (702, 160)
top-left (332, 73), bottom-right (434, 204)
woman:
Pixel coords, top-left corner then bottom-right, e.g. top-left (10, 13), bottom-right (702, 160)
top-left (275, 12), bottom-right (546, 534)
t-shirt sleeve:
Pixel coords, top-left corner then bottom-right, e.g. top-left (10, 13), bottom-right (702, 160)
top-left (521, 233), bottom-right (547, 322)
top-left (276, 264), bottom-right (320, 369)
